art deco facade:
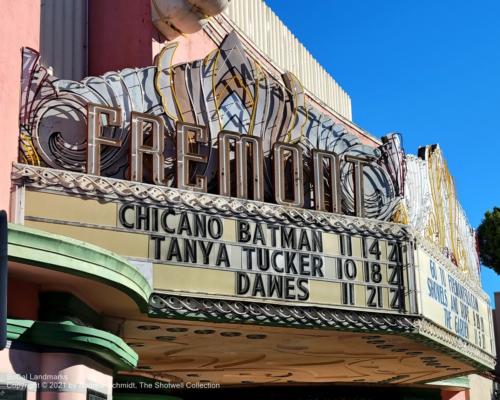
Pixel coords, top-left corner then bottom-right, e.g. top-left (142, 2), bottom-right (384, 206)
top-left (0, 1), bottom-right (496, 399)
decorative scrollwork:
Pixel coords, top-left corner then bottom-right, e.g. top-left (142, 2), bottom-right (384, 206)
top-left (19, 31), bottom-right (405, 220)
top-left (12, 163), bottom-right (411, 240)
top-left (149, 293), bottom-right (418, 332)
top-left (413, 319), bottom-right (495, 370)
top-left (404, 148), bottom-right (481, 283)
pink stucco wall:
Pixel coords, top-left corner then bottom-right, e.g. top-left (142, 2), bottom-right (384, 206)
top-left (0, 1), bottom-right (40, 219)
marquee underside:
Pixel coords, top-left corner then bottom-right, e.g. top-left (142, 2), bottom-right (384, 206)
top-left (119, 317), bottom-right (476, 386)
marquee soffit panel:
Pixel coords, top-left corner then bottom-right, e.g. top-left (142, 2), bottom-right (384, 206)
top-left (116, 316), bottom-right (485, 386)
top-left (146, 295), bottom-right (494, 371)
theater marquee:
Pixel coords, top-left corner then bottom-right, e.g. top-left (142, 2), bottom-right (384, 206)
top-left (12, 30), bottom-right (495, 370)
top-left (17, 182), bottom-right (414, 313)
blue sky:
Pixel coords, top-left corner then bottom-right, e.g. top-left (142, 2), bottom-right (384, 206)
top-left (265, 0), bottom-right (500, 304)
